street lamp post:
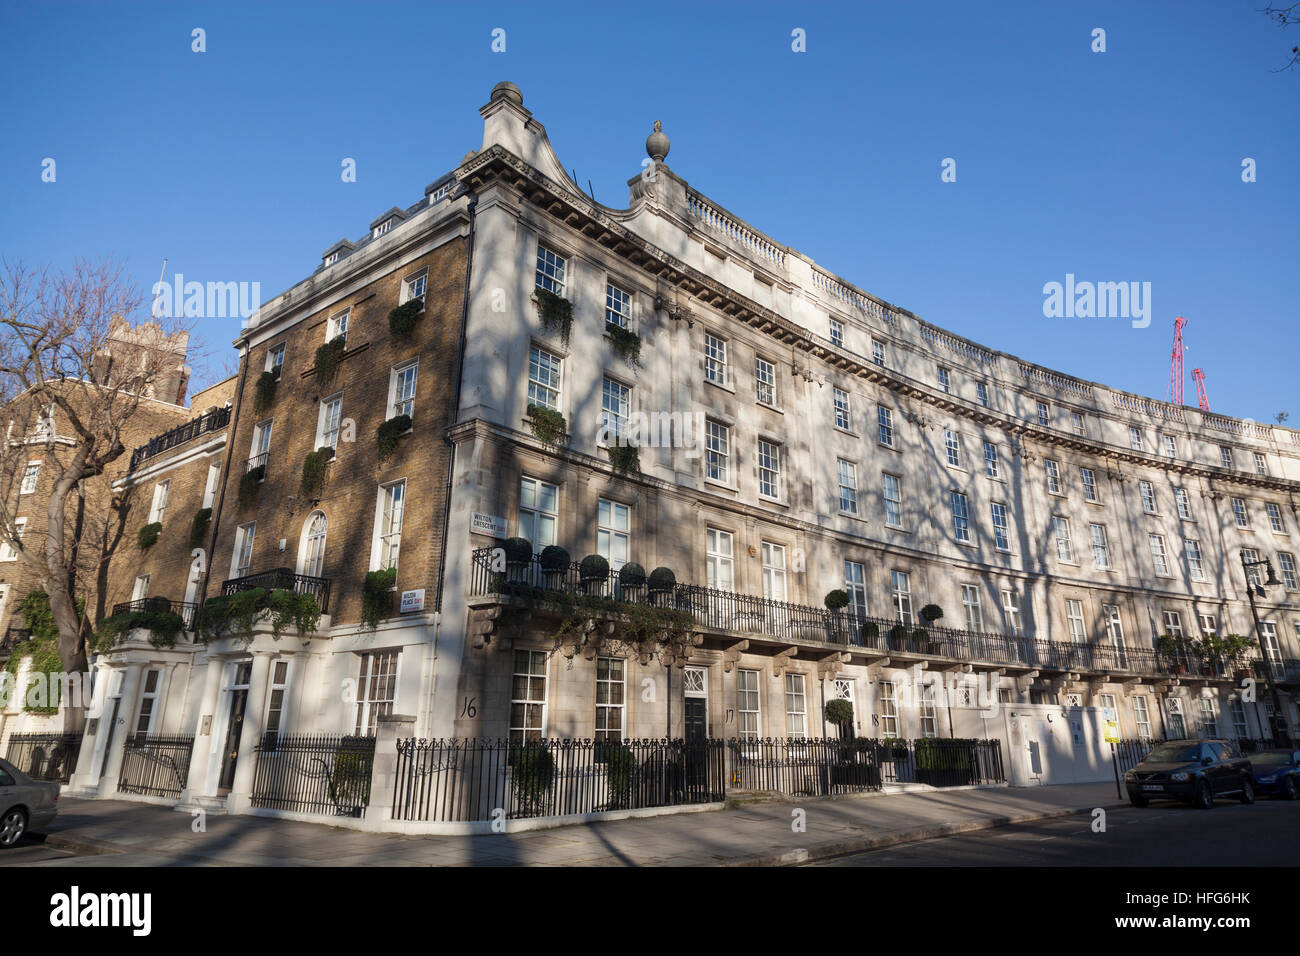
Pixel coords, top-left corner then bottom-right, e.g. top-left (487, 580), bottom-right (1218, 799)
top-left (1241, 553), bottom-right (1290, 747)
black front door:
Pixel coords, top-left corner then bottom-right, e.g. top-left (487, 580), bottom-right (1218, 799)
top-left (218, 689), bottom-right (248, 792)
top-left (684, 698), bottom-right (707, 742)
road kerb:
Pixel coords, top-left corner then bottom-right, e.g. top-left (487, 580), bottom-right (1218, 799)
top-left (721, 800), bottom-right (1130, 867)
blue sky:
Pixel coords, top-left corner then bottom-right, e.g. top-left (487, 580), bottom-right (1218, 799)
top-left (1, 0), bottom-right (1296, 420)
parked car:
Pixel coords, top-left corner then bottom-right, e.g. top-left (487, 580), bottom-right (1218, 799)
top-left (1124, 739), bottom-right (1255, 809)
top-left (0, 756), bottom-right (60, 848)
top-left (1247, 749), bottom-right (1300, 800)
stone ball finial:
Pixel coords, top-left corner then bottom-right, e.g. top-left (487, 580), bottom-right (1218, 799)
top-left (490, 81), bottom-right (523, 106)
top-left (646, 120), bottom-right (670, 162)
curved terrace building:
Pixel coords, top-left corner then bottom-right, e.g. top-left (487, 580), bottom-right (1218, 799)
top-left (10, 82), bottom-right (1296, 816)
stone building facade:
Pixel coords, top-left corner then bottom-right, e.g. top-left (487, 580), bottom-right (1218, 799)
top-left (9, 81), bottom-right (1299, 814)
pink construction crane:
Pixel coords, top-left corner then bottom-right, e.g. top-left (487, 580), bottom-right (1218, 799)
top-left (1193, 368), bottom-right (1211, 411)
top-left (1169, 316), bottom-right (1187, 406)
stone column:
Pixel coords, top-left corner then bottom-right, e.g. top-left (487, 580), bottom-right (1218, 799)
top-left (67, 660), bottom-right (113, 793)
top-left (99, 662), bottom-right (144, 794)
top-left (179, 654), bottom-right (226, 804)
top-left (226, 652), bottom-right (271, 813)
top-left (366, 713), bottom-right (415, 825)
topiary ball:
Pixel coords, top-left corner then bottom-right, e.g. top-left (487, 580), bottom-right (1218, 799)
top-left (618, 562), bottom-right (646, 588)
top-left (579, 554), bottom-right (610, 581)
top-left (648, 567), bottom-right (676, 591)
top-left (539, 545), bottom-right (571, 571)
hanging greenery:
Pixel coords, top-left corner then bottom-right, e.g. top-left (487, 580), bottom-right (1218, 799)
top-left (95, 609), bottom-right (185, 651)
top-left (265, 589), bottom-right (322, 639)
top-left (314, 335), bottom-right (347, 385)
top-left (189, 507), bottom-right (212, 550)
top-left (362, 568), bottom-right (397, 628)
top-left (605, 324), bottom-right (642, 368)
top-left (607, 440), bottom-right (640, 475)
top-left (198, 588), bottom-right (268, 641)
top-left (526, 404), bottom-right (567, 446)
top-left (6, 591), bottom-right (84, 714)
top-left (377, 414), bottom-right (412, 462)
top-left (535, 288), bottom-right (573, 344)
top-left (137, 522), bottom-right (162, 550)
top-left (239, 465), bottom-right (265, 507)
top-left (388, 300), bottom-right (422, 338)
top-left (300, 447), bottom-right (333, 498)
top-left (253, 370), bottom-right (278, 413)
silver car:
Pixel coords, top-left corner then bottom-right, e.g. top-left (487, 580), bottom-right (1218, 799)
top-left (0, 756), bottom-right (59, 848)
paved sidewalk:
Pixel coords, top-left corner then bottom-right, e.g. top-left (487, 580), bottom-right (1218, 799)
top-left (24, 783), bottom-right (1125, 867)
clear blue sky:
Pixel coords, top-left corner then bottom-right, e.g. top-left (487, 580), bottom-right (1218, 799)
top-left (1, 1), bottom-right (1295, 421)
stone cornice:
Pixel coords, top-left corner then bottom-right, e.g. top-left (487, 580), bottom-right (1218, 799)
top-left (459, 146), bottom-right (1300, 500)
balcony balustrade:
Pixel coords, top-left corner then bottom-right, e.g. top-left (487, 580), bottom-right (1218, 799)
top-left (129, 406), bottom-right (231, 472)
top-left (111, 598), bottom-right (198, 631)
top-left (221, 567), bottom-right (331, 615)
top-left (470, 548), bottom-right (1294, 681)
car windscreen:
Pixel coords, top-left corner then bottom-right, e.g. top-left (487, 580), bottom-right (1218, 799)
top-left (1144, 743), bottom-right (1201, 763)
top-left (1248, 752), bottom-right (1291, 767)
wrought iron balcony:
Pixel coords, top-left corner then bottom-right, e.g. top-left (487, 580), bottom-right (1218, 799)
top-left (111, 598), bottom-right (199, 631)
top-left (470, 548), bottom-right (1282, 681)
top-left (221, 567), bottom-right (331, 615)
top-left (246, 451), bottom-right (269, 474)
top-left (129, 406), bottom-right (231, 472)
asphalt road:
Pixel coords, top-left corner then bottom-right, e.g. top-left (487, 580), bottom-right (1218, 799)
top-left (814, 798), bottom-right (1300, 866)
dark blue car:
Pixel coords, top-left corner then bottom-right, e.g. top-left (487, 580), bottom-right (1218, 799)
top-left (1247, 749), bottom-right (1300, 799)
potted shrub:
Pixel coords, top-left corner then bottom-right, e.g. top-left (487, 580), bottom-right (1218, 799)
top-left (824, 589), bottom-right (850, 611)
top-left (1156, 633), bottom-right (1193, 675)
top-left (539, 546), bottom-right (570, 590)
top-left (579, 554), bottom-right (610, 591)
top-left (824, 699), bottom-right (854, 737)
top-left (607, 440), bottom-right (640, 474)
top-left (502, 537), bottom-right (533, 568)
top-left (888, 624), bottom-right (910, 651)
top-left (879, 737), bottom-right (910, 761)
top-left (912, 627), bottom-right (934, 654)
top-left (647, 566), bottom-right (676, 600)
top-left (618, 561), bottom-right (646, 593)
top-left (919, 604), bottom-right (944, 624)
top-left (862, 621), bottom-right (880, 646)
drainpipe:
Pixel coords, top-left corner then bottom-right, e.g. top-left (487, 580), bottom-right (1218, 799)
top-left (199, 349), bottom-right (249, 616)
top-left (434, 191), bottom-right (477, 613)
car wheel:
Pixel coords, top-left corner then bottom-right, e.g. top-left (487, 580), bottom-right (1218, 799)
top-left (1194, 780), bottom-right (1214, 810)
top-left (0, 808), bottom-right (27, 848)
top-left (1285, 776), bottom-right (1299, 801)
top-left (1129, 794), bottom-right (1149, 808)
top-left (1240, 777), bottom-right (1256, 804)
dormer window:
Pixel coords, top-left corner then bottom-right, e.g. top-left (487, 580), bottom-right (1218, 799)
top-left (373, 219), bottom-right (394, 239)
top-left (323, 251), bottom-right (340, 267)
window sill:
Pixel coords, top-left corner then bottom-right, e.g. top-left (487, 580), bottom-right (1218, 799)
top-left (703, 476), bottom-right (738, 493)
top-left (757, 494), bottom-right (788, 508)
top-left (704, 376), bottom-right (735, 394)
top-left (1084, 498), bottom-right (1104, 507)
top-left (879, 442), bottom-right (900, 453)
top-left (755, 400), bottom-right (783, 414)
top-left (832, 426), bottom-right (859, 439)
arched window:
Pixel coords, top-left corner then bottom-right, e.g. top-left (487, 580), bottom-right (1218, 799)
top-left (299, 511), bottom-right (327, 578)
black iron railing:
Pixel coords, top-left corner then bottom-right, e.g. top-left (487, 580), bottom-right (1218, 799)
top-left (111, 598), bottom-right (198, 631)
top-left (728, 737), bottom-right (1004, 794)
top-left (246, 451), bottom-right (269, 474)
top-left (129, 406), bottom-right (231, 472)
top-left (221, 567), bottom-right (331, 615)
top-left (392, 737), bottom-right (726, 822)
top-left (118, 734), bottom-right (194, 797)
top-left (470, 549), bottom-right (1289, 680)
top-left (250, 733), bottom-right (375, 817)
top-left (4, 731), bottom-right (82, 783)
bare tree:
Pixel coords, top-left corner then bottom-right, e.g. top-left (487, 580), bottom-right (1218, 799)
top-left (0, 258), bottom-right (188, 687)
top-left (1261, 3), bottom-right (1300, 72)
